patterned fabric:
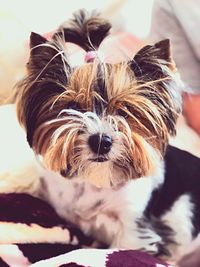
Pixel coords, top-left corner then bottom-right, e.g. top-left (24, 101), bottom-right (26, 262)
top-left (31, 249), bottom-right (172, 267)
top-left (0, 193), bottom-right (172, 267)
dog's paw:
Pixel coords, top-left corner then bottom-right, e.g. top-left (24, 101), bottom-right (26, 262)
top-left (110, 222), bottom-right (162, 255)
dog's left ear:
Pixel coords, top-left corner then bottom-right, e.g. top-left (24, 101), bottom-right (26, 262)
top-left (130, 39), bottom-right (175, 81)
top-left (30, 32), bottom-right (48, 48)
top-left (21, 32), bottom-right (72, 147)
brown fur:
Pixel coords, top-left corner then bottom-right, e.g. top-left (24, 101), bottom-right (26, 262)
top-left (15, 10), bottom-right (182, 183)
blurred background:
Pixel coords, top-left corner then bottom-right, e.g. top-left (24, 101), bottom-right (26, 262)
top-left (0, 0), bottom-right (154, 102)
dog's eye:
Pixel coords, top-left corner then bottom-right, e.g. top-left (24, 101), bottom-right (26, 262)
top-left (67, 101), bottom-right (83, 111)
top-left (60, 169), bottom-right (68, 177)
top-left (117, 107), bottom-right (129, 118)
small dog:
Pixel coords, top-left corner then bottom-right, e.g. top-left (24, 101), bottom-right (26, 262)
top-left (15, 9), bottom-right (200, 263)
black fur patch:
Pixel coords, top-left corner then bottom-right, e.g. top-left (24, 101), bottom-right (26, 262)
top-left (145, 145), bottom-right (200, 238)
top-left (93, 63), bottom-right (108, 115)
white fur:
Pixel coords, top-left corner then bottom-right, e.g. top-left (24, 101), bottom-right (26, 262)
top-left (161, 194), bottom-right (194, 260)
top-left (38, 162), bottom-right (164, 252)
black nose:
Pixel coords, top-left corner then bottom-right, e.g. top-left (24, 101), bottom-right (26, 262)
top-left (88, 134), bottom-right (112, 154)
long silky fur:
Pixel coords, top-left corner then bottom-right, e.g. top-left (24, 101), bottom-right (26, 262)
top-left (15, 10), bottom-right (182, 185)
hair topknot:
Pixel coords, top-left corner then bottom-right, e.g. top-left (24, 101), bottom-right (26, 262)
top-left (54, 9), bottom-right (112, 51)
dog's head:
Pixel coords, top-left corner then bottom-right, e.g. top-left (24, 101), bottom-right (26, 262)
top-left (16, 10), bottom-right (182, 187)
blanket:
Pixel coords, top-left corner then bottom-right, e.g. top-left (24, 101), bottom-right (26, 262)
top-left (0, 192), bottom-right (172, 267)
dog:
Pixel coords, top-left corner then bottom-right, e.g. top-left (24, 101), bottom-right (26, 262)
top-left (15, 9), bottom-right (200, 264)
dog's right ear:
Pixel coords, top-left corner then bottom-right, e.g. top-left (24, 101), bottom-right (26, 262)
top-left (129, 39), bottom-right (176, 82)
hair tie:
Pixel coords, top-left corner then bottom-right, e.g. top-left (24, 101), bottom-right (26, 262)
top-left (85, 51), bottom-right (105, 63)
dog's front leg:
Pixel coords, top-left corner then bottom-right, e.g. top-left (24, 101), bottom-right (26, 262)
top-left (38, 172), bottom-right (163, 253)
top-left (37, 172), bottom-right (120, 245)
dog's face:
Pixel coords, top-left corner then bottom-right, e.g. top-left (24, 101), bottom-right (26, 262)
top-left (16, 32), bottom-right (181, 188)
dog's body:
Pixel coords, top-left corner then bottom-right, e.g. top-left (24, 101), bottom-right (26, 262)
top-left (12, 9), bottom-right (200, 264)
top-left (38, 144), bottom-right (200, 263)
